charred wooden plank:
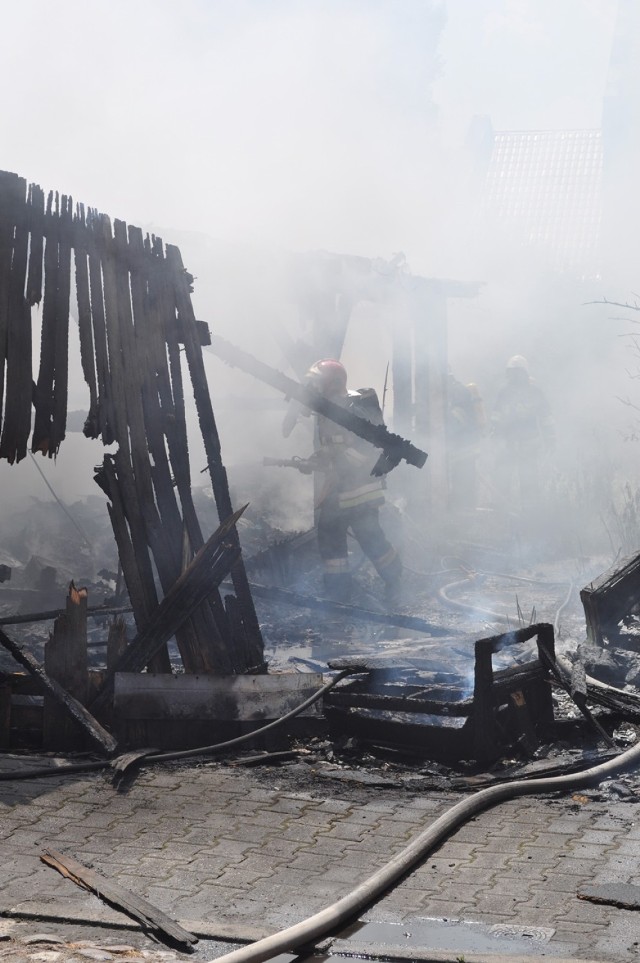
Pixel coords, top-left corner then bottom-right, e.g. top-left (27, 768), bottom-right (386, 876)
top-left (26, 182), bottom-right (45, 306)
top-left (41, 849), bottom-right (196, 951)
top-left (43, 582), bottom-right (89, 750)
top-left (578, 883), bottom-right (640, 911)
top-left (32, 191), bottom-right (59, 455)
top-left (98, 452), bottom-right (170, 673)
top-left (167, 244), bottom-right (265, 670)
top-left (110, 220), bottom-right (181, 672)
top-left (205, 331), bottom-right (428, 474)
top-left (0, 625), bottom-right (116, 755)
top-left (49, 193), bottom-right (73, 454)
top-left (73, 204), bottom-right (99, 437)
top-left (324, 689), bottom-right (472, 716)
top-left (87, 208), bottom-right (115, 444)
top-left (0, 172), bottom-right (22, 439)
top-left (128, 228), bottom-right (227, 672)
top-left (0, 174), bottom-right (31, 463)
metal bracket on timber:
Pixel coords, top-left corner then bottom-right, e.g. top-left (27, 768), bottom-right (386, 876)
top-left (206, 332), bottom-right (428, 476)
top-left (0, 626), bottom-right (117, 756)
top-left (89, 506), bottom-right (249, 718)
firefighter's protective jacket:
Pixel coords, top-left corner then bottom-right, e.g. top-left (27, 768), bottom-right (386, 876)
top-left (315, 388), bottom-right (386, 511)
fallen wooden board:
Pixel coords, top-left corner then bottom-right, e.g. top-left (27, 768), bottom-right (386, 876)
top-left (0, 626), bottom-right (116, 755)
top-left (578, 882), bottom-right (640, 910)
top-left (114, 671), bottom-right (323, 721)
top-left (40, 849), bottom-right (196, 951)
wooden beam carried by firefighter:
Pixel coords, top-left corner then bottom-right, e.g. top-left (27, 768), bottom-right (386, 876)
top-left (206, 333), bottom-right (428, 476)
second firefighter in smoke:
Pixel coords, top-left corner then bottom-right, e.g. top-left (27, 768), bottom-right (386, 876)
top-left (280, 358), bottom-right (402, 607)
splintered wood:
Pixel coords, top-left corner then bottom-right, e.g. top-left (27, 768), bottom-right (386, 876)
top-left (0, 169), bottom-right (263, 678)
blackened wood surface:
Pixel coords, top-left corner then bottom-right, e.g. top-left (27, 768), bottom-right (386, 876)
top-left (0, 625), bottom-right (116, 755)
top-left (50, 194), bottom-right (72, 454)
top-left (44, 582), bottom-right (89, 750)
top-left (32, 191), bottom-right (59, 454)
top-left (0, 173), bottom-right (20, 437)
top-left (0, 174), bottom-right (30, 462)
top-left (167, 244), bottom-right (264, 669)
top-left (87, 210), bottom-right (115, 444)
top-left (41, 849), bottom-right (196, 950)
top-left (26, 182), bottom-right (45, 306)
top-left (73, 204), bottom-right (99, 437)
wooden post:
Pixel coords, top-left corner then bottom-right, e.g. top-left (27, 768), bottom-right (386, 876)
top-left (107, 616), bottom-right (129, 673)
top-left (43, 582), bottom-right (89, 750)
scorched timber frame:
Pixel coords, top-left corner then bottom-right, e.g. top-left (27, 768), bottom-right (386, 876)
top-left (0, 169), bottom-right (264, 677)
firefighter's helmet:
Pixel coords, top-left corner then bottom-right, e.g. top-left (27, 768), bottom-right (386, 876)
top-left (306, 359), bottom-right (348, 397)
top-left (506, 354), bottom-right (529, 372)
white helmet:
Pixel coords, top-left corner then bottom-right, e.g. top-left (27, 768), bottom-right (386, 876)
top-left (506, 354), bottom-right (529, 372)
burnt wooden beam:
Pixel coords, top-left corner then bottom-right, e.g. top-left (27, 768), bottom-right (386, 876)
top-left (41, 849), bottom-right (196, 952)
top-left (32, 191), bottom-right (59, 455)
top-left (205, 331), bottom-right (428, 474)
top-left (138, 231), bottom-right (231, 671)
top-left (167, 245), bottom-right (265, 669)
top-left (26, 182), bottom-right (45, 307)
top-left (49, 193), bottom-right (73, 454)
top-left (0, 625), bottom-right (116, 755)
top-left (43, 582), bottom-right (89, 751)
top-left (72, 204), bottom-right (99, 437)
top-left (87, 208), bottom-right (115, 444)
top-left (0, 172), bottom-right (23, 443)
top-left (0, 173), bottom-right (31, 463)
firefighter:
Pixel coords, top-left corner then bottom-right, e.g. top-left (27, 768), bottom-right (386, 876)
top-left (447, 370), bottom-right (486, 510)
top-left (301, 359), bottom-right (402, 606)
top-left (490, 354), bottom-right (555, 511)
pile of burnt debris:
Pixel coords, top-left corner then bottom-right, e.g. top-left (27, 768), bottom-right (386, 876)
top-left (0, 169), bottom-right (639, 785)
top-left (2, 497), bottom-right (640, 790)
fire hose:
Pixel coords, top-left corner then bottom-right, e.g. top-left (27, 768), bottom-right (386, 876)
top-left (209, 738), bottom-right (640, 963)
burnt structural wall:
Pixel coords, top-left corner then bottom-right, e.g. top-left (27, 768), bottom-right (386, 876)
top-left (0, 170), bottom-right (264, 675)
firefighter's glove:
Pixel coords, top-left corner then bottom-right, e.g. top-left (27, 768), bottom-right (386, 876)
top-left (371, 449), bottom-right (402, 476)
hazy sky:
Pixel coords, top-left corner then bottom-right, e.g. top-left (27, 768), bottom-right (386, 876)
top-left (2, 0), bottom-right (618, 268)
top-left (0, 0), bottom-right (630, 543)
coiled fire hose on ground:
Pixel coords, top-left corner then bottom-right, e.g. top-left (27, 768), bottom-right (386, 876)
top-left (209, 739), bottom-right (640, 963)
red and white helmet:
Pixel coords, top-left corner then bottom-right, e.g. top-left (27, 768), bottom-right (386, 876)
top-left (305, 359), bottom-right (348, 397)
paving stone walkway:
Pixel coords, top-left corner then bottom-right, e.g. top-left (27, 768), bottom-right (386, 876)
top-left (1, 754), bottom-right (639, 962)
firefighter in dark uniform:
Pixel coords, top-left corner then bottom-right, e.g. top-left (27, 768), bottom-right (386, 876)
top-left (303, 359), bottom-right (402, 606)
top-left (490, 354), bottom-right (555, 511)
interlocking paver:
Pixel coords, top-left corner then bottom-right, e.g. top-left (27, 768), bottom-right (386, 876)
top-left (2, 758), bottom-right (640, 962)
